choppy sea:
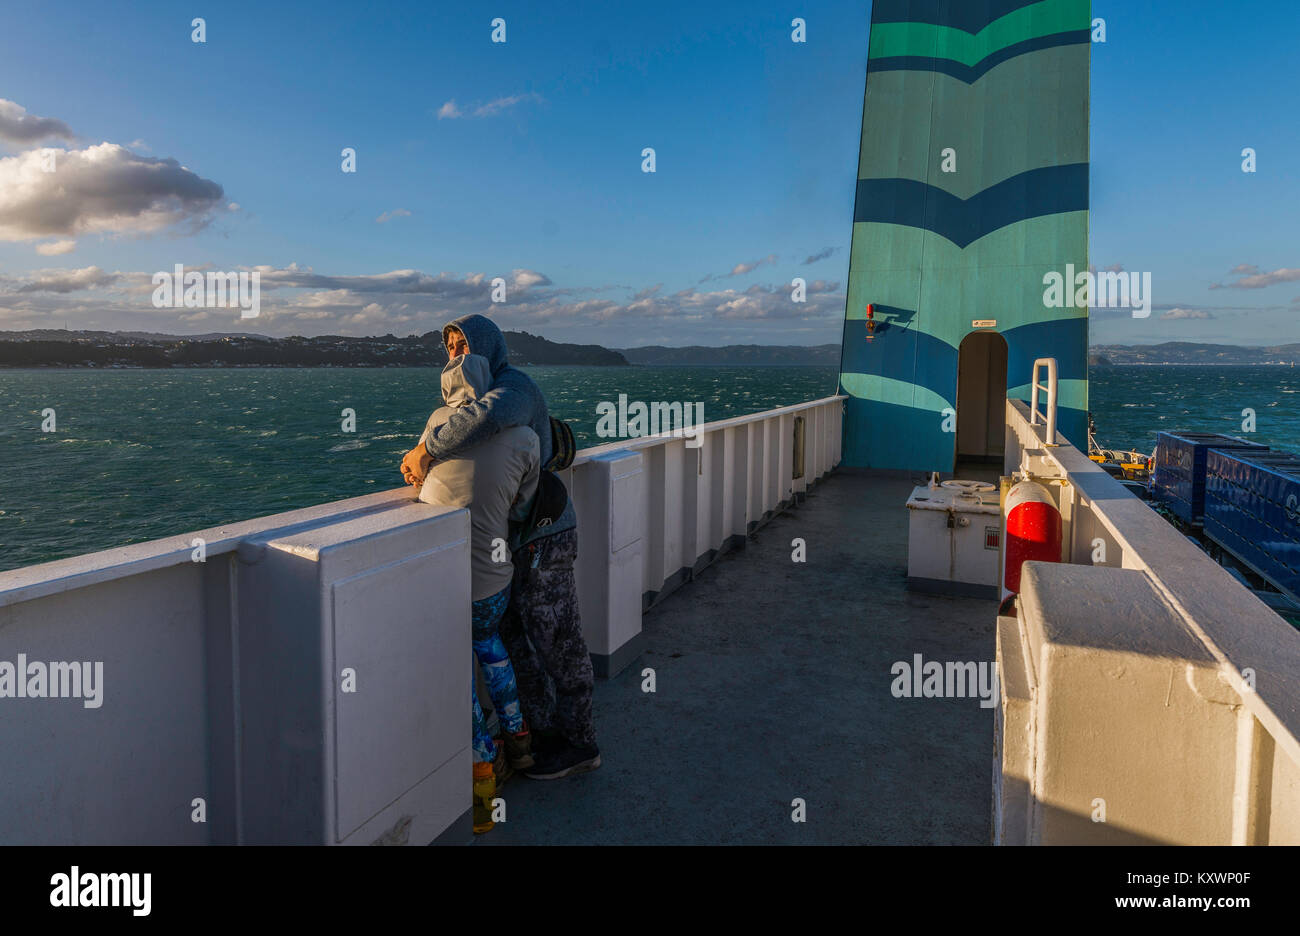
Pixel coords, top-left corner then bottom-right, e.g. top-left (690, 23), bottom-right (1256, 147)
top-left (2, 363), bottom-right (1298, 572)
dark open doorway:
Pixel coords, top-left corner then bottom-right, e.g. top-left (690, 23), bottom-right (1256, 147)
top-left (954, 331), bottom-right (1008, 474)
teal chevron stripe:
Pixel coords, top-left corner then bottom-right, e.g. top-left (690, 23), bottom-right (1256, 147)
top-left (853, 164), bottom-right (1087, 248)
top-left (858, 44), bottom-right (1088, 198)
top-left (867, 0), bottom-right (1091, 67)
top-left (846, 201), bottom-right (1089, 284)
top-left (866, 30), bottom-right (1089, 84)
top-left (870, 0), bottom-right (1050, 35)
top-left (840, 373), bottom-right (952, 413)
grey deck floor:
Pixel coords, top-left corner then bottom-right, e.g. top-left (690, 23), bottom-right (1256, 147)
top-left (476, 471), bottom-right (998, 845)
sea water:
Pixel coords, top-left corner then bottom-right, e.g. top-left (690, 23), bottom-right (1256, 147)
top-left (2, 364), bottom-right (1298, 572)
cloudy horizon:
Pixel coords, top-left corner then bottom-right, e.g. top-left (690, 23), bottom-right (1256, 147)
top-left (2, 0), bottom-right (1297, 347)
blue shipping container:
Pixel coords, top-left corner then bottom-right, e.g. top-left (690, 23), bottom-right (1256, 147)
top-left (1153, 432), bottom-right (1268, 524)
top-left (1204, 449), bottom-right (1300, 602)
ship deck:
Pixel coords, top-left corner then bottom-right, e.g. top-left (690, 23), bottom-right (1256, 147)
top-left (477, 471), bottom-right (1000, 845)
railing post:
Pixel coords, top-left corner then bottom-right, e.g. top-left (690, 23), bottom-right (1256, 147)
top-left (571, 450), bottom-right (645, 678)
top-left (234, 503), bottom-right (473, 845)
top-left (1030, 358), bottom-right (1059, 445)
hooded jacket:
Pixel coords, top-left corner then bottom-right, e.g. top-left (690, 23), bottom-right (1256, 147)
top-left (419, 354), bottom-right (540, 600)
top-left (424, 314), bottom-right (553, 471)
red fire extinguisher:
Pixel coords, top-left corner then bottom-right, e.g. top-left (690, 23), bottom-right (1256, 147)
top-left (1003, 480), bottom-right (1062, 594)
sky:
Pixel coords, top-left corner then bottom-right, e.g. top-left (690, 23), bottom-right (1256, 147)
top-left (0, 0), bottom-right (1297, 347)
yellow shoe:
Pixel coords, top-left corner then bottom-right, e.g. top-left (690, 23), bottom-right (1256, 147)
top-left (472, 761), bottom-right (496, 834)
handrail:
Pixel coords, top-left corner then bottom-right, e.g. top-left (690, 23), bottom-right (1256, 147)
top-left (1029, 358), bottom-right (1058, 445)
top-left (1, 395), bottom-right (849, 600)
top-left (569, 394), bottom-right (848, 467)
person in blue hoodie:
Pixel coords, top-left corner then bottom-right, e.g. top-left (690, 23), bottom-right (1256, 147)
top-left (401, 313), bottom-right (600, 779)
top-left (416, 353), bottom-right (540, 797)
top-left (402, 314), bottom-right (552, 476)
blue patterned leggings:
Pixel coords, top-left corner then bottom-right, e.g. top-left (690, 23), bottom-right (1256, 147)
top-left (471, 584), bottom-right (526, 763)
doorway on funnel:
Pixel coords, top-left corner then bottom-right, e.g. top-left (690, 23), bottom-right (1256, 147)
top-left (953, 331), bottom-right (1007, 478)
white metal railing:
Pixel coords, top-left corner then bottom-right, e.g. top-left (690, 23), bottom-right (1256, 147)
top-left (569, 395), bottom-right (846, 468)
top-left (0, 393), bottom-right (846, 845)
top-left (997, 397), bottom-right (1300, 844)
top-left (0, 395), bottom-right (846, 609)
top-left (0, 487), bottom-right (471, 846)
top-left (562, 394), bottom-right (846, 677)
top-left (1028, 357), bottom-right (1058, 445)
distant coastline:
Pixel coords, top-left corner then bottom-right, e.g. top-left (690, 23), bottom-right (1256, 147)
top-left (0, 329), bottom-right (629, 369)
top-left (0, 329), bottom-right (844, 369)
top-left (1091, 342), bottom-right (1300, 366)
top-left (2, 330), bottom-right (1296, 369)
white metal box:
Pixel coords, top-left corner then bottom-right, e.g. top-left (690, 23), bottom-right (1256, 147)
top-left (905, 482), bottom-right (1001, 598)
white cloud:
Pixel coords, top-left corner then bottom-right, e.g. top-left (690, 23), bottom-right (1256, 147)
top-left (0, 262), bottom-right (844, 340)
top-left (14, 265), bottom-right (119, 293)
top-left (730, 254), bottom-right (778, 276)
top-left (250, 265), bottom-right (551, 297)
top-left (0, 143), bottom-right (225, 243)
top-left (701, 254), bottom-right (781, 282)
top-left (511, 269), bottom-right (550, 288)
top-left (437, 93), bottom-right (543, 120)
top-left (1212, 266), bottom-right (1300, 289)
top-left (0, 98), bottom-right (76, 144)
top-left (35, 239), bottom-right (77, 256)
top-left (473, 93), bottom-right (542, 117)
top-left (375, 208), bottom-right (412, 224)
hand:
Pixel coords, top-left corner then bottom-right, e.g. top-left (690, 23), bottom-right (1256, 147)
top-left (401, 445), bottom-right (434, 489)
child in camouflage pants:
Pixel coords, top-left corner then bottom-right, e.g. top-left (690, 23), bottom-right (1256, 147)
top-left (498, 525), bottom-right (600, 778)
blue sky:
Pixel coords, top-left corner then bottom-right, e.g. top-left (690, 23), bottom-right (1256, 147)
top-left (0, 0), bottom-right (1296, 346)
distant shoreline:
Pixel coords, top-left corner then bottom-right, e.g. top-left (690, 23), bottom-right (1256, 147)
top-left (1091, 361), bottom-right (1300, 367)
top-left (0, 361), bottom-right (846, 371)
top-left (2, 361), bottom-right (1293, 373)
top-left (4, 330), bottom-right (1297, 368)
top-left (0, 362), bottom-right (633, 370)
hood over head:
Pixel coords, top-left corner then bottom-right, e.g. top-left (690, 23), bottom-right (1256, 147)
top-left (440, 352), bottom-right (493, 408)
top-left (443, 313), bottom-right (509, 374)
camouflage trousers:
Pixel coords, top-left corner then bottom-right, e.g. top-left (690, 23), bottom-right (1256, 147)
top-left (498, 527), bottom-right (597, 749)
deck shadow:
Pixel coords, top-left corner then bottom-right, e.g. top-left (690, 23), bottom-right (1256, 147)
top-left (474, 472), bottom-right (998, 845)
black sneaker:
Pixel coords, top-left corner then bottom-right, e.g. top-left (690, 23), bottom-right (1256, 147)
top-left (522, 742), bottom-right (601, 780)
top-left (529, 727), bottom-right (565, 758)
